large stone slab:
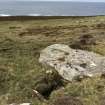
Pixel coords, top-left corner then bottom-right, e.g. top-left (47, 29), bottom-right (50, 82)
top-left (39, 44), bottom-right (105, 81)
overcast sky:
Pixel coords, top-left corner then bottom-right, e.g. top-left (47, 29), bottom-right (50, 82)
top-left (2, 0), bottom-right (105, 2)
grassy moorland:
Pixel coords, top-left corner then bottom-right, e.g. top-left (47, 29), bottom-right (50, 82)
top-left (0, 16), bottom-right (105, 105)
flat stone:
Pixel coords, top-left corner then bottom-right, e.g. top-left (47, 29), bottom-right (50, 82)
top-left (39, 44), bottom-right (105, 81)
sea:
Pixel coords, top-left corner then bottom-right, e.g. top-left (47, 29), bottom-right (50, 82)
top-left (0, 1), bottom-right (105, 16)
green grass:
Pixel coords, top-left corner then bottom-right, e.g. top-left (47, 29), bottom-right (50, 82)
top-left (0, 16), bottom-right (105, 105)
top-left (50, 76), bottom-right (105, 105)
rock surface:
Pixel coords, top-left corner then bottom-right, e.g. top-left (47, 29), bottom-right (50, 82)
top-left (39, 44), bottom-right (105, 81)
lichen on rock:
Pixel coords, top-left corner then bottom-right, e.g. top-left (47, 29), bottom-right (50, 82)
top-left (39, 44), bottom-right (105, 81)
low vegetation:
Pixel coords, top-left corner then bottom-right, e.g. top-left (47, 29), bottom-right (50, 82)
top-left (0, 16), bottom-right (105, 105)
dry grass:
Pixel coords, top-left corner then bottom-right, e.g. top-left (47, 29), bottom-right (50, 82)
top-left (0, 16), bottom-right (105, 105)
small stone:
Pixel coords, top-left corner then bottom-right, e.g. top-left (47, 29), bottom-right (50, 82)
top-left (9, 103), bottom-right (30, 105)
top-left (20, 103), bottom-right (30, 105)
top-left (46, 70), bottom-right (53, 74)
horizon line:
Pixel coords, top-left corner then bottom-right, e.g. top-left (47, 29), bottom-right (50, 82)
top-left (1, 0), bottom-right (105, 3)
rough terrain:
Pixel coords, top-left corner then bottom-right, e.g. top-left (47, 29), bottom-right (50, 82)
top-left (0, 16), bottom-right (105, 105)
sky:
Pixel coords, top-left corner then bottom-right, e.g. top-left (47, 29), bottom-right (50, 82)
top-left (2, 0), bottom-right (105, 2)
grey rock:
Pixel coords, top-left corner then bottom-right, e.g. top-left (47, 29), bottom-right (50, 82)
top-left (39, 44), bottom-right (105, 81)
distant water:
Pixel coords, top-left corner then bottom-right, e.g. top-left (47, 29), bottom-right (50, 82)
top-left (0, 1), bottom-right (105, 16)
